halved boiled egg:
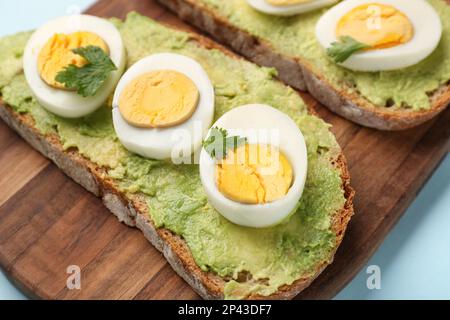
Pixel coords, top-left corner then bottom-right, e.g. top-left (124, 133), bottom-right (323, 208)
top-left (112, 53), bottom-right (215, 160)
top-left (316, 0), bottom-right (442, 71)
top-left (23, 15), bottom-right (126, 118)
top-left (199, 104), bottom-right (308, 228)
top-left (246, 0), bottom-right (339, 16)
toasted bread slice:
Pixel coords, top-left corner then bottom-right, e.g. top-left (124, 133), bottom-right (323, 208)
top-left (158, 0), bottom-right (450, 130)
top-left (0, 16), bottom-right (354, 299)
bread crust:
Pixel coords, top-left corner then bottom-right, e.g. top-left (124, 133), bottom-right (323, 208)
top-left (0, 23), bottom-right (354, 300)
top-left (158, 0), bottom-right (450, 130)
top-left (0, 100), bottom-right (354, 299)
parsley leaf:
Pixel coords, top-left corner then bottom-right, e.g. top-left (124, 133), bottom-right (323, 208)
top-left (202, 127), bottom-right (247, 160)
top-left (327, 36), bottom-right (371, 63)
top-left (55, 46), bottom-right (117, 97)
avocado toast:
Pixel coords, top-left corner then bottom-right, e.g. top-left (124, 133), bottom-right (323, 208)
top-left (158, 0), bottom-right (450, 130)
top-left (0, 13), bottom-right (354, 299)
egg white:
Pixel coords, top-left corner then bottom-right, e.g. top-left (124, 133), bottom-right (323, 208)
top-left (112, 53), bottom-right (215, 160)
top-left (199, 104), bottom-right (308, 228)
top-left (246, 0), bottom-right (339, 16)
top-left (316, 0), bottom-right (442, 71)
top-left (23, 15), bottom-right (126, 118)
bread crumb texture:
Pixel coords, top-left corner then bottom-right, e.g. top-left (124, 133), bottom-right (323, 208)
top-left (0, 13), bottom-right (345, 299)
top-left (199, 0), bottom-right (450, 110)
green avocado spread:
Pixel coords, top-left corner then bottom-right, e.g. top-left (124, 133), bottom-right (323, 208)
top-left (199, 0), bottom-right (450, 110)
top-left (0, 13), bottom-right (345, 299)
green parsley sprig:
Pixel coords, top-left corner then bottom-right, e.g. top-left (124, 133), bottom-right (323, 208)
top-left (202, 127), bottom-right (247, 160)
top-left (55, 45), bottom-right (117, 97)
top-left (327, 36), bottom-right (371, 63)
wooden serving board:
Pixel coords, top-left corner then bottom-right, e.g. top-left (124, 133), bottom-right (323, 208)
top-left (0, 0), bottom-right (449, 300)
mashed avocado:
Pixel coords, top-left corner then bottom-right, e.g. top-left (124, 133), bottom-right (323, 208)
top-left (199, 0), bottom-right (450, 110)
top-left (0, 13), bottom-right (345, 299)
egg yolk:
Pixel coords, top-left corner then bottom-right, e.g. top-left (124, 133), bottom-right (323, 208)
top-left (216, 144), bottom-right (293, 205)
top-left (267, 0), bottom-right (311, 6)
top-left (38, 32), bottom-right (109, 89)
top-left (336, 3), bottom-right (414, 50)
top-left (119, 70), bottom-right (199, 128)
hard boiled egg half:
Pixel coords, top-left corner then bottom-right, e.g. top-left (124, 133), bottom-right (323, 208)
top-left (316, 0), bottom-right (442, 71)
top-left (112, 53), bottom-right (215, 160)
top-left (199, 104), bottom-right (308, 228)
top-left (23, 15), bottom-right (126, 118)
top-left (246, 0), bottom-right (339, 16)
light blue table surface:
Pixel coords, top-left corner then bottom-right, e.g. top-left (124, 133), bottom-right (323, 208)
top-left (0, 0), bottom-right (449, 300)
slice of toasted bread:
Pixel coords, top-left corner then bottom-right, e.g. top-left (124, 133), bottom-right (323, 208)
top-left (158, 0), bottom-right (450, 131)
top-left (0, 18), bottom-right (354, 300)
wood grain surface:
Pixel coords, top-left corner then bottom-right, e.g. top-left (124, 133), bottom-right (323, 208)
top-left (0, 0), bottom-right (449, 300)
